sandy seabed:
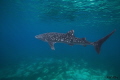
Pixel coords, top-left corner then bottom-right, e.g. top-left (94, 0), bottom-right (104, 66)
top-left (0, 58), bottom-right (112, 80)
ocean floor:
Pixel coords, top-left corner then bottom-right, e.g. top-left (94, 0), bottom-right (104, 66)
top-left (0, 58), bottom-right (114, 80)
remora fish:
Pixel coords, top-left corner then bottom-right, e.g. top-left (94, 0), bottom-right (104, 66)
top-left (35, 30), bottom-right (116, 53)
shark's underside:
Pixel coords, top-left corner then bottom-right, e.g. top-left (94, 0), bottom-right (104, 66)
top-left (35, 30), bottom-right (116, 54)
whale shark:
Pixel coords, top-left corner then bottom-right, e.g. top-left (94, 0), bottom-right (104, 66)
top-left (35, 30), bottom-right (116, 54)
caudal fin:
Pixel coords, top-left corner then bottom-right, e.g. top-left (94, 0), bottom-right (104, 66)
top-left (94, 29), bottom-right (116, 54)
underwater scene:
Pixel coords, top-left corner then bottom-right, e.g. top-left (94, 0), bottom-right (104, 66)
top-left (0, 0), bottom-right (120, 80)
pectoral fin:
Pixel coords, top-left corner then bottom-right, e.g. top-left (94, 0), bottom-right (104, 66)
top-left (48, 42), bottom-right (55, 50)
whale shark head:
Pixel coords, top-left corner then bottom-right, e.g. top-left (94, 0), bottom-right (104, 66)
top-left (35, 30), bottom-right (75, 42)
top-left (35, 30), bottom-right (75, 50)
top-left (35, 35), bottom-right (42, 39)
top-left (35, 34), bottom-right (47, 41)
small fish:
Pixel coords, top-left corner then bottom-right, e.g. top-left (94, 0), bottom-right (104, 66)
top-left (35, 30), bottom-right (116, 54)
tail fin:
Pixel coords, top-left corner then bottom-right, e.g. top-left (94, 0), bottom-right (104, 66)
top-left (94, 29), bottom-right (116, 54)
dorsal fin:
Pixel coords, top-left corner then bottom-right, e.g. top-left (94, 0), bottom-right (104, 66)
top-left (67, 30), bottom-right (74, 36)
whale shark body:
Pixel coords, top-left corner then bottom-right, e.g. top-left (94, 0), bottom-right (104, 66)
top-left (35, 30), bottom-right (116, 54)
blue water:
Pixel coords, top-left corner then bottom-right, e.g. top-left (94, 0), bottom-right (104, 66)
top-left (0, 0), bottom-right (120, 80)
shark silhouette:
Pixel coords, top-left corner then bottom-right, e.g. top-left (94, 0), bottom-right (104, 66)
top-left (35, 30), bottom-right (116, 54)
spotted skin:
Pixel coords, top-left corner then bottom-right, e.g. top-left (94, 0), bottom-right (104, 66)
top-left (35, 30), bottom-right (116, 54)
